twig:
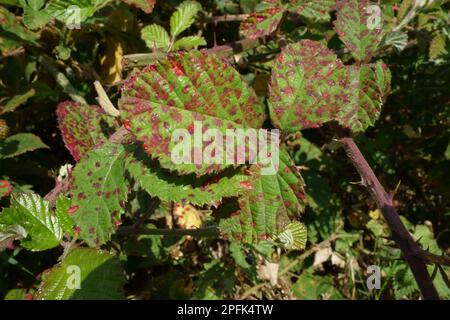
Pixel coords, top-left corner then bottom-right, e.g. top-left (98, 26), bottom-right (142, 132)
top-left (339, 137), bottom-right (440, 300)
top-left (200, 14), bottom-right (250, 24)
top-left (38, 56), bottom-right (87, 104)
top-left (122, 35), bottom-right (275, 69)
top-left (116, 225), bottom-right (219, 237)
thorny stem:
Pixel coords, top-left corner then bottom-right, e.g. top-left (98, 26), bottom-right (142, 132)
top-left (200, 14), bottom-right (250, 24)
top-left (339, 137), bottom-right (440, 300)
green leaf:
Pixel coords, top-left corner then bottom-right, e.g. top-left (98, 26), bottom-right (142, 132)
top-left (170, 1), bottom-right (202, 37)
top-left (57, 101), bottom-right (118, 162)
top-left (339, 61), bottom-right (391, 132)
top-left (35, 248), bottom-right (124, 299)
top-left (19, 0), bottom-right (52, 30)
top-left (0, 193), bottom-right (62, 251)
top-left (0, 6), bottom-right (39, 54)
top-left (239, 6), bottom-right (284, 39)
top-left (55, 195), bottom-right (75, 237)
top-left (0, 133), bottom-right (49, 159)
top-left (0, 88), bottom-right (36, 116)
top-left (119, 50), bottom-right (265, 175)
top-left (382, 31), bottom-right (408, 52)
top-left (429, 33), bottom-right (449, 60)
top-left (287, 0), bottom-right (336, 23)
top-left (3, 288), bottom-right (26, 300)
top-left (70, 142), bottom-right (128, 246)
top-left (219, 149), bottom-right (307, 243)
top-left (292, 268), bottom-right (343, 299)
top-left (333, 0), bottom-right (383, 61)
top-left (46, 0), bottom-right (111, 24)
top-left (141, 24), bottom-right (171, 51)
top-left (122, 0), bottom-right (155, 13)
top-left (125, 145), bottom-right (251, 206)
top-left (275, 221), bottom-right (307, 250)
top-left (172, 35), bottom-right (207, 50)
top-left (268, 40), bottom-right (390, 133)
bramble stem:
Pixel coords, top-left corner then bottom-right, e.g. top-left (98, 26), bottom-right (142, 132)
top-left (122, 35), bottom-right (274, 69)
top-left (116, 225), bottom-right (219, 237)
top-left (339, 137), bottom-right (440, 300)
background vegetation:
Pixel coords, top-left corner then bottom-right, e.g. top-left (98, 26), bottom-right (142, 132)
top-left (0, 0), bottom-right (449, 300)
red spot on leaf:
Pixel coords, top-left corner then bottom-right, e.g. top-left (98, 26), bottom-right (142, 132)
top-left (123, 119), bottom-right (131, 131)
top-left (239, 181), bottom-right (254, 190)
top-left (68, 204), bottom-right (79, 215)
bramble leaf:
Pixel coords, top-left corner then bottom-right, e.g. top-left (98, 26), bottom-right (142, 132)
top-left (0, 6), bottom-right (39, 53)
top-left (57, 101), bottom-right (118, 162)
top-left (70, 142), bottom-right (128, 246)
top-left (219, 150), bottom-right (306, 243)
top-left (55, 195), bottom-right (75, 237)
top-left (173, 35), bottom-right (206, 50)
top-left (170, 1), bottom-right (202, 38)
top-left (0, 193), bottom-right (62, 251)
top-left (268, 40), bottom-right (347, 132)
top-left (122, 0), bottom-right (155, 13)
top-left (0, 133), bottom-right (49, 159)
top-left (46, 0), bottom-right (111, 24)
top-left (141, 24), bottom-right (171, 51)
top-left (333, 0), bottom-right (383, 62)
top-left (287, 0), bottom-right (336, 23)
top-left (36, 248), bottom-right (124, 300)
top-left (0, 88), bottom-right (36, 116)
top-left (239, 6), bottom-right (284, 39)
top-left (125, 145), bottom-right (251, 206)
top-left (268, 40), bottom-right (391, 133)
top-left (340, 61), bottom-right (391, 132)
top-left (19, 0), bottom-right (52, 30)
top-left (119, 51), bottom-right (265, 175)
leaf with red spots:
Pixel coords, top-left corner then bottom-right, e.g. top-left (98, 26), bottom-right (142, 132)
top-left (219, 149), bottom-right (307, 243)
top-left (55, 195), bottom-right (75, 237)
top-left (35, 248), bottom-right (124, 300)
top-left (268, 40), bottom-right (391, 133)
top-left (268, 40), bottom-right (348, 132)
top-left (0, 193), bottom-right (62, 251)
top-left (239, 6), bottom-right (284, 39)
top-left (124, 145), bottom-right (251, 207)
top-left (333, 0), bottom-right (383, 62)
top-left (287, 0), bottom-right (336, 23)
top-left (338, 61), bottom-right (391, 132)
top-left (0, 180), bottom-right (13, 199)
top-left (70, 142), bottom-right (128, 246)
top-left (119, 51), bottom-right (265, 175)
top-left (122, 0), bottom-right (155, 13)
top-left (57, 101), bottom-right (118, 162)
